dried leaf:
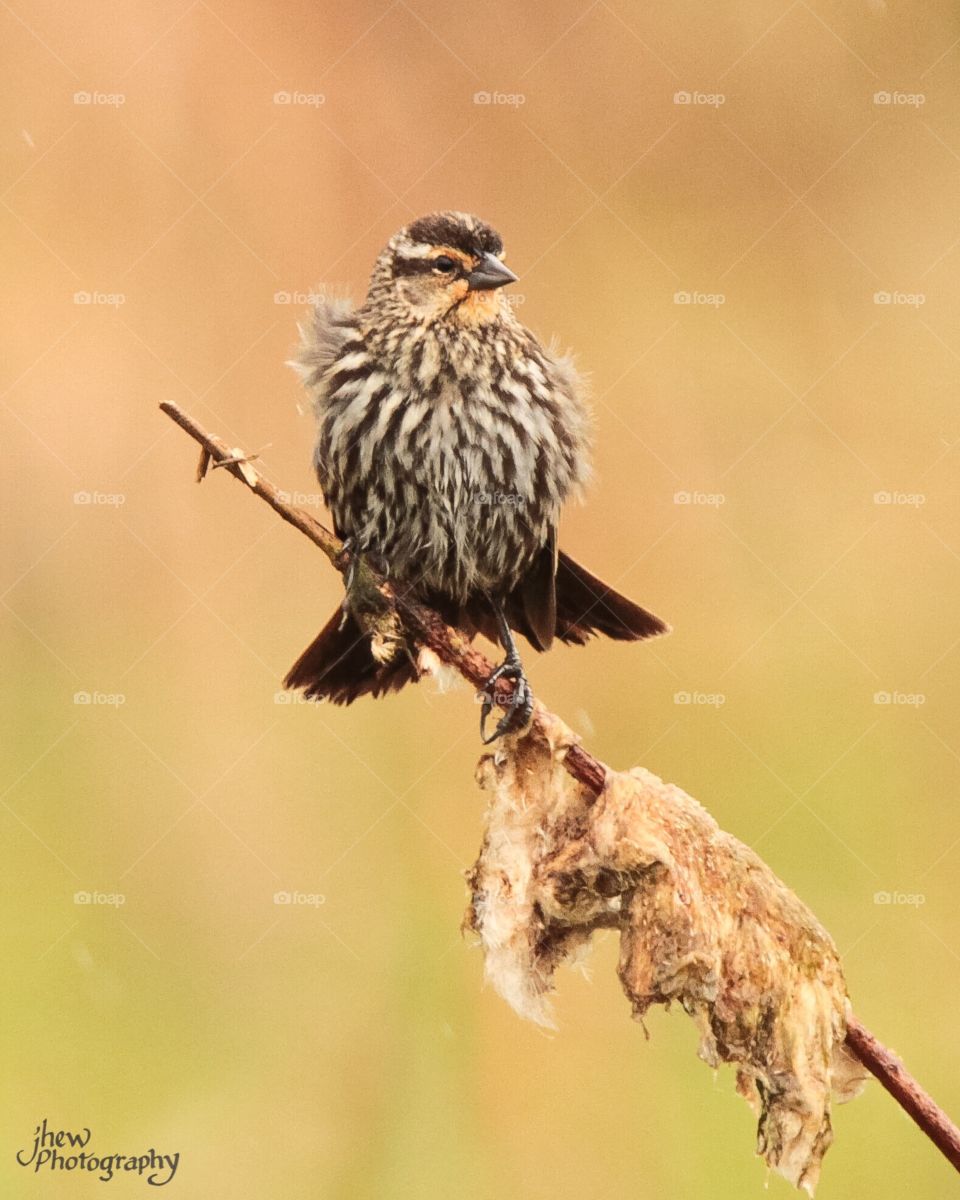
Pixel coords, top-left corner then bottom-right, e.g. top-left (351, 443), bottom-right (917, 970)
top-left (232, 449), bottom-right (259, 488)
top-left (466, 714), bottom-right (868, 1193)
top-left (211, 448), bottom-right (260, 487)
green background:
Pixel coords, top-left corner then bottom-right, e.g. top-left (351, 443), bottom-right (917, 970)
top-left (3, 0), bottom-right (959, 1195)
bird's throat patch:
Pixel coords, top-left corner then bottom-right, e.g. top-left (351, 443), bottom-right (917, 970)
top-left (455, 288), bottom-right (502, 325)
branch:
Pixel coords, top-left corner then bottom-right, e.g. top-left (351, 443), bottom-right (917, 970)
top-left (845, 1016), bottom-right (960, 1171)
top-left (159, 400), bottom-right (960, 1182)
top-left (159, 401), bottom-right (606, 793)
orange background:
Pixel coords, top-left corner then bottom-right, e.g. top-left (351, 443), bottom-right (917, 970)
top-left (3, 1), bottom-right (960, 1196)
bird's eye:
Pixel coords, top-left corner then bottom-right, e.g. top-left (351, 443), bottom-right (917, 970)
top-left (433, 255), bottom-right (457, 274)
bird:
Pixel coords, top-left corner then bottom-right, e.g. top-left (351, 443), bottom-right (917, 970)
top-left (284, 210), bottom-right (669, 741)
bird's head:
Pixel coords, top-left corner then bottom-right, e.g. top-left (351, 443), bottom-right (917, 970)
top-left (367, 211), bottom-right (518, 327)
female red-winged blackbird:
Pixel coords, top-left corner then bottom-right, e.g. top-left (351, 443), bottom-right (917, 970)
top-left (285, 211), bottom-right (668, 740)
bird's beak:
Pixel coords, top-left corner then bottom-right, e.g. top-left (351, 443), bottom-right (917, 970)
top-left (467, 253), bottom-right (518, 291)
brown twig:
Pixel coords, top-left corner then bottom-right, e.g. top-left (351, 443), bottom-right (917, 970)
top-left (159, 401), bottom-right (607, 793)
top-left (844, 1016), bottom-right (960, 1171)
top-left (159, 399), bottom-right (959, 1179)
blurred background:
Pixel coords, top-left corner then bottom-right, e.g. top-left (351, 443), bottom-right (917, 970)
top-left (3, 0), bottom-right (960, 1195)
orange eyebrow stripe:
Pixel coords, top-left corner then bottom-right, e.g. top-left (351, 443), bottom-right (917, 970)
top-left (428, 246), bottom-right (473, 267)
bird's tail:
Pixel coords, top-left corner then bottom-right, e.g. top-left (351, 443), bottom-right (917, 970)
top-left (284, 608), bottom-right (418, 704)
top-left (553, 551), bottom-right (669, 645)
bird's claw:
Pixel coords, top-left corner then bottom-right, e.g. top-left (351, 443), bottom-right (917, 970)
top-left (334, 537), bottom-right (354, 575)
top-left (478, 659), bottom-right (534, 744)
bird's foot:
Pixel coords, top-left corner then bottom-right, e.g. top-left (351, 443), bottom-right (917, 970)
top-left (334, 537), bottom-right (354, 575)
top-left (479, 657), bottom-right (534, 744)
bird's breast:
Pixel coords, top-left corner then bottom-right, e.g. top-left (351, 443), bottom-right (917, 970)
top-left (317, 345), bottom-right (564, 599)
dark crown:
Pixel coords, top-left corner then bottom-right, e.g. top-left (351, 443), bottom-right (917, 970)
top-left (404, 212), bottom-right (503, 258)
